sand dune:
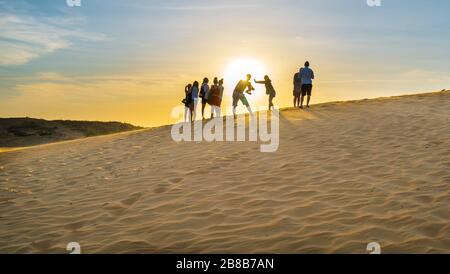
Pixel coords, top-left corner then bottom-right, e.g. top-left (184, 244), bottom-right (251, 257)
top-left (0, 118), bottom-right (142, 148)
top-left (0, 91), bottom-right (449, 253)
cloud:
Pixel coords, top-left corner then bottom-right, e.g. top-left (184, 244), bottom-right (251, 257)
top-left (155, 3), bottom-right (263, 11)
top-left (127, 1), bottom-right (264, 11)
top-left (8, 71), bottom-right (180, 99)
top-left (0, 12), bottom-right (106, 65)
top-left (401, 69), bottom-right (450, 83)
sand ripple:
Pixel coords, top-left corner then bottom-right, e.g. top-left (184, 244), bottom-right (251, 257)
top-left (0, 92), bottom-right (449, 253)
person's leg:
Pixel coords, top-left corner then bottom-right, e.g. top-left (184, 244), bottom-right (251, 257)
top-left (306, 85), bottom-right (312, 107)
top-left (184, 106), bottom-right (189, 122)
top-left (246, 105), bottom-right (253, 115)
top-left (300, 85), bottom-right (306, 108)
top-left (193, 100), bottom-right (198, 120)
top-left (217, 106), bottom-right (221, 118)
top-left (241, 94), bottom-right (253, 115)
top-left (201, 102), bottom-right (206, 119)
top-left (232, 92), bottom-right (238, 118)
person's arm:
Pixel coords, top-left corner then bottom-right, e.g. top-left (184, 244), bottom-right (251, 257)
top-left (254, 80), bottom-right (265, 84)
top-left (246, 81), bottom-right (255, 91)
top-left (311, 69), bottom-right (315, 80)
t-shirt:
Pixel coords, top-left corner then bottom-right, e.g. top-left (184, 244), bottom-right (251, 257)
top-left (191, 86), bottom-right (199, 99)
top-left (200, 83), bottom-right (210, 99)
top-left (299, 67), bottom-right (314, 85)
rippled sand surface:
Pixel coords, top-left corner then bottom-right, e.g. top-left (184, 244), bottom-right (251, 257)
top-left (1, 91), bottom-right (449, 253)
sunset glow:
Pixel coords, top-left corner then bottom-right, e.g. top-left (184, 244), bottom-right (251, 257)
top-left (224, 58), bottom-right (267, 103)
top-left (0, 0), bottom-right (449, 127)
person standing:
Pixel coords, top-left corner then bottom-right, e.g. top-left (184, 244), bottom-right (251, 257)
top-left (254, 75), bottom-right (276, 111)
top-left (190, 81), bottom-right (200, 121)
top-left (200, 78), bottom-right (210, 119)
top-left (232, 74), bottom-right (255, 118)
top-left (299, 61), bottom-right (315, 108)
top-left (293, 72), bottom-right (302, 108)
top-left (183, 83), bottom-right (193, 122)
top-left (209, 77), bottom-right (221, 118)
top-left (218, 78), bottom-right (224, 104)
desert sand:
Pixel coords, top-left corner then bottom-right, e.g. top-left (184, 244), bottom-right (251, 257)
top-left (0, 91), bottom-right (449, 253)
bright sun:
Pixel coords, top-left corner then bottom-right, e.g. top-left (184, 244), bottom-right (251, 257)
top-left (223, 58), bottom-right (267, 103)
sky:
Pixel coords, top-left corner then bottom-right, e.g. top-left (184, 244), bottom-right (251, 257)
top-left (1, 0), bottom-right (450, 127)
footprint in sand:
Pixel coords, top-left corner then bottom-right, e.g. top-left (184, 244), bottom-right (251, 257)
top-left (120, 192), bottom-right (143, 206)
top-left (169, 177), bottom-right (183, 184)
top-left (153, 182), bottom-right (169, 194)
top-left (31, 239), bottom-right (55, 251)
top-left (65, 220), bottom-right (86, 231)
top-left (103, 202), bottom-right (127, 216)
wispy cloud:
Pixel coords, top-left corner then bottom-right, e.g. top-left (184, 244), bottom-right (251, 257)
top-left (0, 12), bottom-right (106, 66)
top-left (127, 1), bottom-right (264, 11)
top-left (155, 3), bottom-right (263, 11)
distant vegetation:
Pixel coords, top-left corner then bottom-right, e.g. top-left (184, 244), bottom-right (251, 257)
top-left (54, 120), bottom-right (143, 137)
top-left (0, 118), bottom-right (143, 148)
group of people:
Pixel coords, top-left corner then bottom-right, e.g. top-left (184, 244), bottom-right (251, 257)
top-left (183, 77), bottom-right (225, 122)
top-left (182, 61), bottom-right (314, 122)
top-left (293, 61), bottom-right (315, 108)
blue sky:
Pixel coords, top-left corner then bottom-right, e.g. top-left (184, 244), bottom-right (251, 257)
top-left (1, 0), bottom-right (450, 126)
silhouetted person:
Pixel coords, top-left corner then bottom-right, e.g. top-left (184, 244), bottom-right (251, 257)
top-left (183, 83), bottom-right (193, 122)
top-left (232, 74), bottom-right (254, 118)
top-left (254, 75), bottom-right (276, 111)
top-left (200, 77), bottom-right (210, 119)
top-left (299, 61), bottom-right (315, 108)
top-left (218, 79), bottom-right (224, 103)
top-left (209, 77), bottom-right (221, 118)
top-left (293, 72), bottom-right (301, 107)
top-left (190, 81), bottom-right (200, 120)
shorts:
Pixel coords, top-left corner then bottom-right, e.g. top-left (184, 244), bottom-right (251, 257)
top-left (301, 84), bottom-right (312, 96)
top-left (293, 86), bottom-right (301, 97)
top-left (202, 97), bottom-right (208, 105)
top-left (232, 91), bottom-right (249, 107)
